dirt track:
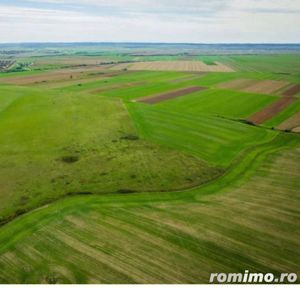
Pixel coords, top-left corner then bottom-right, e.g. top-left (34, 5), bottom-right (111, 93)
top-left (137, 86), bottom-right (205, 104)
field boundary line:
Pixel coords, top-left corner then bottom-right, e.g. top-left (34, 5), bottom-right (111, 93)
top-left (0, 130), bottom-right (298, 229)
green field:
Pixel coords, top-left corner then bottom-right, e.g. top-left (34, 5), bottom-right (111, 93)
top-left (197, 54), bottom-right (300, 75)
top-left (0, 133), bottom-right (298, 283)
top-left (154, 89), bottom-right (278, 118)
top-left (127, 103), bottom-right (276, 166)
top-left (0, 47), bottom-right (299, 283)
top-left (0, 84), bottom-right (221, 223)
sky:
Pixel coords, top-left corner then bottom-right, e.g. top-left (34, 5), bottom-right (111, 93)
top-left (0, 0), bottom-right (299, 43)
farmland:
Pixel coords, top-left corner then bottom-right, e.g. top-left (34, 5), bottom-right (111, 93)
top-left (112, 61), bottom-right (234, 72)
top-left (0, 43), bottom-right (299, 283)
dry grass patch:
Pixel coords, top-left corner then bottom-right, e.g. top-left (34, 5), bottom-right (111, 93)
top-left (277, 111), bottom-right (300, 132)
top-left (218, 79), bottom-right (289, 95)
top-left (218, 79), bottom-right (289, 94)
top-left (242, 80), bottom-right (289, 94)
top-left (217, 78), bottom-right (257, 90)
top-left (113, 61), bottom-right (234, 72)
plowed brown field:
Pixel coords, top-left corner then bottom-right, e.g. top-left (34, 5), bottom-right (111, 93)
top-left (248, 96), bottom-right (296, 125)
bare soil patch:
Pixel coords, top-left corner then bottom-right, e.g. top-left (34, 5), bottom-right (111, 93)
top-left (277, 111), bottom-right (300, 132)
top-left (137, 86), bottom-right (205, 104)
top-left (248, 97), bottom-right (296, 125)
top-left (282, 84), bottom-right (300, 97)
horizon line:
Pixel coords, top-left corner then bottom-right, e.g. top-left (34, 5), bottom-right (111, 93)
top-left (1, 41), bottom-right (300, 45)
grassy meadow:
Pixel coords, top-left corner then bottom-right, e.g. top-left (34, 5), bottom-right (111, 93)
top-left (0, 47), bottom-right (299, 283)
top-left (0, 84), bottom-right (219, 223)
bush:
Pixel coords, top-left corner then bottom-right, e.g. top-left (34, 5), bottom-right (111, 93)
top-left (120, 134), bottom-right (139, 141)
top-left (61, 155), bottom-right (79, 163)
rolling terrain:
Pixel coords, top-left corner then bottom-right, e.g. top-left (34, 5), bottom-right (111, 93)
top-left (0, 45), bottom-right (299, 283)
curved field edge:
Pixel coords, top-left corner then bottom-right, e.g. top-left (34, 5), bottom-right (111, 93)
top-left (0, 132), bottom-right (298, 253)
top-left (0, 125), bottom-right (290, 228)
top-left (0, 133), bottom-right (299, 283)
top-left (0, 82), bottom-right (280, 226)
top-left (0, 86), bottom-right (221, 224)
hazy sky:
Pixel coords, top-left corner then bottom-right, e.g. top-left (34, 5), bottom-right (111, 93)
top-left (0, 0), bottom-right (299, 43)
